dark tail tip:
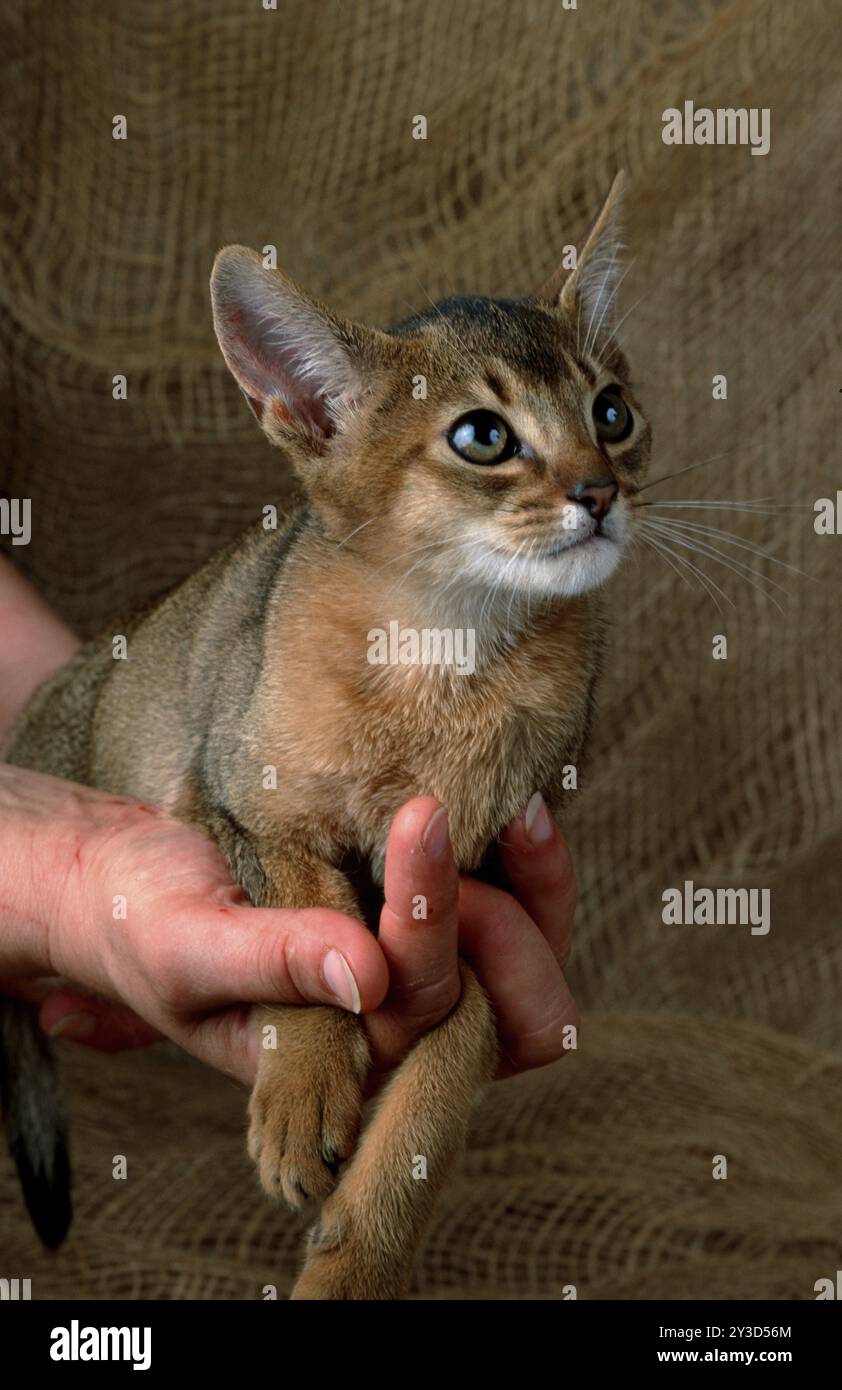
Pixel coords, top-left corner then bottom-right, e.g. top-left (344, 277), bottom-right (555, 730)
top-left (10, 1132), bottom-right (73, 1249)
top-left (1, 996), bottom-right (73, 1248)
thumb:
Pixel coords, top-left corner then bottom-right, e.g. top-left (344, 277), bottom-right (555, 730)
top-left (158, 903), bottom-right (390, 1014)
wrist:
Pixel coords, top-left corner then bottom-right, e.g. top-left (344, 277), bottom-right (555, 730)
top-left (0, 766), bottom-right (64, 980)
top-left (0, 767), bottom-right (136, 992)
top-left (35, 787), bottom-right (149, 996)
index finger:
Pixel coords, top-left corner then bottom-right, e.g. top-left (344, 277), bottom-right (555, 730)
top-left (377, 797), bottom-right (461, 1027)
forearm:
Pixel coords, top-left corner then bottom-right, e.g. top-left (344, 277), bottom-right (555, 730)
top-left (0, 555), bottom-right (81, 742)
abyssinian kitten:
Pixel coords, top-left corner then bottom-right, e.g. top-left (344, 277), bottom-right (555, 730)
top-left (1, 173), bottom-right (651, 1299)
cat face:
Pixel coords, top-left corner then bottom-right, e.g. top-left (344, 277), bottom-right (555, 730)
top-left (362, 292), bottom-right (650, 603)
top-left (211, 174), bottom-right (651, 611)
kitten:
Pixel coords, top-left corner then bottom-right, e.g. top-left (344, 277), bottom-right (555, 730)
top-left (1, 173), bottom-right (652, 1298)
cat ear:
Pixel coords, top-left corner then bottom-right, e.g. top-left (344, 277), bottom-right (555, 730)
top-left (534, 171), bottom-right (626, 346)
top-left (210, 247), bottom-right (371, 440)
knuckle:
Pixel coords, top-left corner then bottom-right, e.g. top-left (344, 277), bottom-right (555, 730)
top-left (254, 927), bottom-right (293, 1000)
top-left (511, 1003), bottom-right (579, 1069)
top-left (389, 970), bottom-right (461, 1030)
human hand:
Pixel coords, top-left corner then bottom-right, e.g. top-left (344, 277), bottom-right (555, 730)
top-left (0, 763), bottom-right (388, 1081)
top-left (362, 794), bottom-right (579, 1081)
top-left (1, 770), bottom-right (577, 1086)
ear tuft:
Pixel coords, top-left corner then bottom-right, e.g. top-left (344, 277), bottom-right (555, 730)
top-left (534, 171), bottom-right (627, 352)
top-left (210, 248), bottom-right (365, 440)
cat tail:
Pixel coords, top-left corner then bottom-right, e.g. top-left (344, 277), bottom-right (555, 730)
top-left (0, 996), bottom-right (72, 1248)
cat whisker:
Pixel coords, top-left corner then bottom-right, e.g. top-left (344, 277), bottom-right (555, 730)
top-left (636, 527), bottom-right (721, 610)
top-left (507, 539), bottom-right (533, 631)
top-left (501, 540), bottom-right (529, 619)
top-left (640, 517), bottom-right (786, 612)
top-left (479, 551), bottom-right (507, 629)
top-left (635, 450), bottom-right (740, 493)
top-left (636, 497), bottom-right (810, 513)
top-left (525, 539), bottom-right (536, 626)
top-left (392, 534), bottom-right (487, 592)
top-left (644, 519), bottom-right (794, 606)
top-left (645, 517), bottom-right (789, 596)
top-left (480, 538), bottom-right (525, 629)
top-left (631, 526), bottom-right (692, 594)
top-left (390, 532), bottom-right (509, 609)
top-left (644, 515), bottom-right (813, 580)
top-left (373, 531), bottom-right (469, 575)
top-left (435, 543), bottom-right (496, 607)
top-left (334, 517), bottom-right (377, 549)
top-left (636, 526), bottom-right (731, 613)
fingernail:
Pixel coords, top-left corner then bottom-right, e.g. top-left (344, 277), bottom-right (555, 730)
top-left (524, 791), bottom-right (553, 846)
top-left (48, 1012), bottom-right (96, 1040)
top-left (420, 805), bottom-right (450, 860)
top-left (321, 949), bottom-right (361, 1013)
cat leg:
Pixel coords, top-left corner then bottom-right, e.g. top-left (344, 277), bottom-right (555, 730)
top-left (247, 848), bottom-right (371, 1210)
top-left (290, 962), bottom-right (497, 1299)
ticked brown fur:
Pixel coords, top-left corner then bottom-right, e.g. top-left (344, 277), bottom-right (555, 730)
top-left (5, 174), bottom-right (652, 1297)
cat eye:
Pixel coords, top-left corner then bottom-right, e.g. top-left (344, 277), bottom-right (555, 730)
top-left (448, 410), bottom-right (518, 465)
top-left (592, 387), bottom-right (633, 444)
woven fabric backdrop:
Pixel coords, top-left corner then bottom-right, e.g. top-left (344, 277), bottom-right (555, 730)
top-left (1, 0), bottom-right (840, 1298)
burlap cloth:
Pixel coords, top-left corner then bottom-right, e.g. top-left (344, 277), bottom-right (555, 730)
top-left (1, 0), bottom-right (840, 1298)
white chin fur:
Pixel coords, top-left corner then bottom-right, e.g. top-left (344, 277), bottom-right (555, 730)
top-left (462, 507), bottom-right (628, 601)
top-left (523, 533), bottom-right (623, 597)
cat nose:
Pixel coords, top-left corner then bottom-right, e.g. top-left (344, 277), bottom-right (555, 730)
top-left (567, 478), bottom-right (619, 521)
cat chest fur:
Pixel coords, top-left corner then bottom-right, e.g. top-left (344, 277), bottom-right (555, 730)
top-left (236, 581), bottom-right (598, 876)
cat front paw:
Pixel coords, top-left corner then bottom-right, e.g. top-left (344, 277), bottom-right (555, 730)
top-left (289, 1191), bottom-right (410, 1301)
top-left (247, 1028), bottom-right (368, 1209)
